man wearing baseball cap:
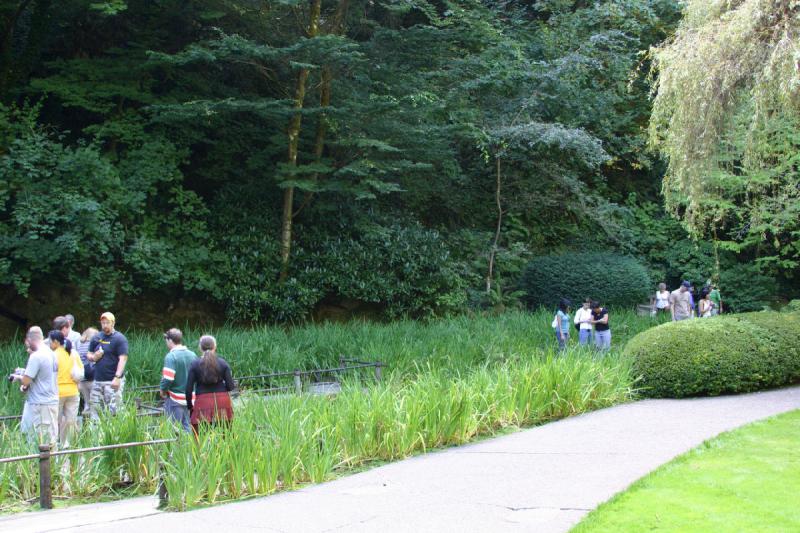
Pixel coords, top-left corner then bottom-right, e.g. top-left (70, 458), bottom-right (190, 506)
top-left (669, 281), bottom-right (693, 321)
top-left (87, 312), bottom-right (129, 418)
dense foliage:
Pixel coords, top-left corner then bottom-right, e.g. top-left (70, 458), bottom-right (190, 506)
top-left (626, 312), bottom-right (800, 398)
top-left (520, 252), bottom-right (651, 308)
top-left (650, 0), bottom-right (800, 285)
top-left (0, 0), bottom-right (794, 324)
top-left (0, 0), bottom-right (701, 324)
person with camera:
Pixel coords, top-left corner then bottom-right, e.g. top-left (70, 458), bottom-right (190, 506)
top-left (87, 312), bottom-right (128, 418)
top-left (10, 328), bottom-right (59, 447)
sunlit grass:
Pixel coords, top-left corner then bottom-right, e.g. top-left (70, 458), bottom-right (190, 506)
top-left (0, 309), bottom-right (662, 512)
top-left (1, 308), bottom-right (661, 402)
top-left (571, 409), bottom-right (800, 533)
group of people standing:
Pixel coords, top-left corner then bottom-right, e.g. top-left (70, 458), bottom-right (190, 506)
top-left (652, 281), bottom-right (723, 320)
top-left (10, 312), bottom-right (128, 447)
top-left (551, 281), bottom-right (724, 351)
top-left (553, 299), bottom-right (611, 351)
top-left (11, 313), bottom-right (235, 449)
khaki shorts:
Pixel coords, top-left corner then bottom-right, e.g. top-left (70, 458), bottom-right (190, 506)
top-left (21, 402), bottom-right (58, 448)
top-left (58, 395), bottom-right (80, 446)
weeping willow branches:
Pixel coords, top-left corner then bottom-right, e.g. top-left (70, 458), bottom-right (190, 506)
top-left (649, 0), bottom-right (800, 255)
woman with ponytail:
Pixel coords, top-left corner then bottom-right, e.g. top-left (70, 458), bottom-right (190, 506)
top-left (185, 335), bottom-right (234, 434)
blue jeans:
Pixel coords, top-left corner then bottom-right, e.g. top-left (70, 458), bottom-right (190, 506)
top-left (578, 329), bottom-right (592, 346)
top-left (164, 397), bottom-right (191, 432)
top-left (555, 331), bottom-right (569, 351)
top-left (595, 330), bottom-right (611, 350)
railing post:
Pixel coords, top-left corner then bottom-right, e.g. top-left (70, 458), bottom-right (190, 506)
top-left (374, 362), bottom-right (382, 382)
top-left (339, 355), bottom-right (345, 367)
top-left (158, 452), bottom-right (169, 509)
top-left (38, 444), bottom-right (52, 510)
top-left (293, 370), bottom-right (302, 395)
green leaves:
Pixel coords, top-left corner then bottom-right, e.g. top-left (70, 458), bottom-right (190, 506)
top-left (649, 0), bottom-right (800, 278)
top-left (520, 252), bottom-right (652, 309)
top-left (628, 312), bottom-right (800, 398)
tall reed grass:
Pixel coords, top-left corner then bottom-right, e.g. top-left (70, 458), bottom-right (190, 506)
top-left (0, 310), bottom-right (662, 512)
top-left (1, 352), bottom-right (634, 511)
top-left (1, 309), bottom-right (661, 404)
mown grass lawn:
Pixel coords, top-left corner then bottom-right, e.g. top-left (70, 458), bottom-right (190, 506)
top-left (572, 409), bottom-right (800, 533)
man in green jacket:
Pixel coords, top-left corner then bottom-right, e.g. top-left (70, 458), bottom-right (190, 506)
top-left (160, 328), bottom-right (197, 432)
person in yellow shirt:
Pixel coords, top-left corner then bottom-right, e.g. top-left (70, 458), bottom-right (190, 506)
top-left (49, 330), bottom-right (82, 446)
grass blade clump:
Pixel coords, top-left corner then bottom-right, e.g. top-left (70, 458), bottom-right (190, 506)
top-left (0, 310), bottom-right (650, 512)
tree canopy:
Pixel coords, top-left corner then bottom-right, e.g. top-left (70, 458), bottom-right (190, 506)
top-left (0, 0), bottom-right (794, 325)
top-left (650, 0), bottom-right (800, 272)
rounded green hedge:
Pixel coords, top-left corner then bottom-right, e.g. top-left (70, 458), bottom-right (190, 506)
top-left (626, 312), bottom-right (800, 398)
top-left (519, 252), bottom-right (651, 309)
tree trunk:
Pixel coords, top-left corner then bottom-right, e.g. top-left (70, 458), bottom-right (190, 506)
top-left (278, 0), bottom-right (322, 281)
top-left (294, 66), bottom-right (332, 218)
top-left (486, 156), bottom-right (503, 295)
top-left (293, 0), bottom-right (348, 218)
top-left (0, 0), bottom-right (40, 97)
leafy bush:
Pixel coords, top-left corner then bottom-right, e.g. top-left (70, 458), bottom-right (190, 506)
top-left (213, 219), bottom-right (467, 321)
top-left (718, 263), bottom-right (778, 312)
top-left (783, 300), bottom-right (800, 313)
top-left (627, 312), bottom-right (800, 398)
top-left (519, 252), bottom-right (651, 309)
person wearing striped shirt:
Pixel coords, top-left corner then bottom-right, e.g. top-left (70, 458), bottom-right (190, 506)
top-left (159, 328), bottom-right (197, 432)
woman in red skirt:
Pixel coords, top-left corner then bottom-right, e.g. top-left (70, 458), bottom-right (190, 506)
top-left (185, 335), bottom-right (234, 435)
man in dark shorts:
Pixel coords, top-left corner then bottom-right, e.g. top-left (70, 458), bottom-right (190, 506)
top-left (87, 312), bottom-right (128, 418)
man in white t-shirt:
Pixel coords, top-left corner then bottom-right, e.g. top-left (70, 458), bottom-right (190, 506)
top-left (64, 314), bottom-right (81, 347)
top-left (574, 298), bottom-right (594, 346)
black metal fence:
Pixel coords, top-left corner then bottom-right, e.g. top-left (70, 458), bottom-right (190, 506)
top-left (131, 356), bottom-right (383, 416)
top-left (0, 439), bottom-right (175, 510)
top-left (2, 356), bottom-right (383, 422)
top-left (0, 357), bottom-right (384, 508)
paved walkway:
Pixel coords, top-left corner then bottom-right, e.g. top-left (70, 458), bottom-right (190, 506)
top-left (4, 386), bottom-right (800, 533)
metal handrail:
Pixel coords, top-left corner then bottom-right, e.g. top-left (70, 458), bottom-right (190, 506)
top-left (0, 438), bottom-right (175, 464)
top-left (0, 438), bottom-right (176, 510)
top-left (130, 361), bottom-right (381, 393)
top-left (1, 358), bottom-right (384, 422)
top-left (0, 357), bottom-right (384, 508)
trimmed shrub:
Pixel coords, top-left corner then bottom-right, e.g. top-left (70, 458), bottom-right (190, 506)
top-left (519, 252), bottom-right (651, 309)
top-left (627, 312), bottom-right (800, 398)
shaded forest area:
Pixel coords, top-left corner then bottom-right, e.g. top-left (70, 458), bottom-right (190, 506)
top-left (0, 0), bottom-right (795, 329)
